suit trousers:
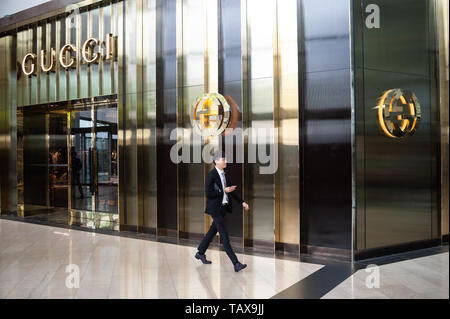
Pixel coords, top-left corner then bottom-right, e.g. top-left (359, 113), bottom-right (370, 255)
top-left (197, 205), bottom-right (238, 265)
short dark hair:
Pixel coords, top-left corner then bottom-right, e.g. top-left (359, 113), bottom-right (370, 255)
top-left (213, 150), bottom-right (225, 165)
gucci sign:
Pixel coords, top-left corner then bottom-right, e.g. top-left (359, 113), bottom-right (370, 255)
top-left (376, 88), bottom-right (421, 138)
top-left (190, 93), bottom-right (231, 137)
top-left (21, 33), bottom-right (118, 76)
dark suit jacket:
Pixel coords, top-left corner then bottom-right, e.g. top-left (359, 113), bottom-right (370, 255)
top-left (204, 167), bottom-right (244, 217)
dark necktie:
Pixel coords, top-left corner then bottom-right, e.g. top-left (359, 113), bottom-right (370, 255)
top-left (221, 172), bottom-right (228, 203)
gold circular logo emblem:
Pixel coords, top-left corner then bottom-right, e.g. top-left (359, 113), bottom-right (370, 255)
top-left (376, 88), bottom-right (421, 138)
top-left (190, 93), bottom-right (231, 136)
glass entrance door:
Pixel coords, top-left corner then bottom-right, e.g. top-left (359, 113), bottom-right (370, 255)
top-left (17, 95), bottom-right (118, 222)
top-left (68, 100), bottom-right (118, 215)
top-left (69, 109), bottom-right (94, 212)
top-left (94, 106), bottom-right (118, 213)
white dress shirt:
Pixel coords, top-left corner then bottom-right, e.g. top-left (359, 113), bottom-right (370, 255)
top-left (215, 166), bottom-right (229, 204)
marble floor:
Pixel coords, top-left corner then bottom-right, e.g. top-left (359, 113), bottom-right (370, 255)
top-left (323, 251), bottom-right (449, 299)
top-left (0, 219), bottom-right (323, 299)
top-left (1, 218), bottom-right (448, 299)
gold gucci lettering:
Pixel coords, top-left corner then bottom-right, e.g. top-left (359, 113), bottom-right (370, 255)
top-left (22, 53), bottom-right (37, 76)
top-left (59, 44), bottom-right (76, 69)
top-left (40, 48), bottom-right (56, 72)
top-left (21, 33), bottom-right (117, 76)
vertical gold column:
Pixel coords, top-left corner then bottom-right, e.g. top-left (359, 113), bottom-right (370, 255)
top-left (241, 0), bottom-right (250, 248)
top-left (48, 20), bottom-right (56, 102)
top-left (273, 0), bottom-right (280, 250)
top-left (437, 0), bottom-right (449, 239)
top-left (178, 0), bottom-right (216, 238)
top-left (204, 0), bottom-right (218, 94)
top-left (57, 17), bottom-right (66, 101)
top-left (0, 35), bottom-right (17, 214)
top-left (0, 37), bottom-right (6, 213)
top-left (29, 27), bottom-right (36, 105)
top-left (8, 35), bottom-right (17, 214)
top-left (66, 13), bottom-right (73, 99)
top-left (55, 19), bottom-right (61, 101)
top-left (87, 10), bottom-right (92, 98)
top-left (203, 0), bottom-right (219, 235)
top-left (176, 0), bottom-right (184, 238)
top-left (120, 0), bottom-right (138, 228)
top-left (16, 31), bottom-right (25, 215)
top-left (137, 0), bottom-right (144, 231)
top-left (36, 24), bottom-right (43, 103)
top-left (76, 12), bottom-right (84, 98)
top-left (94, 8), bottom-right (101, 98)
top-left (118, 0), bottom-right (126, 228)
top-left (242, 0), bottom-right (276, 253)
top-left (274, 0), bottom-right (300, 253)
top-left (99, 6), bottom-right (104, 96)
top-left (112, 1), bottom-right (118, 95)
top-left (42, 21), bottom-right (51, 102)
top-left (0, 36), bottom-right (5, 213)
top-left (79, 10), bottom-right (88, 98)
top-left (141, 0), bottom-right (158, 231)
top-left (17, 30), bottom-right (24, 107)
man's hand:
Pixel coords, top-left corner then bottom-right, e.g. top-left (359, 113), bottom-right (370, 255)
top-left (224, 185), bottom-right (237, 193)
top-left (242, 202), bottom-right (249, 211)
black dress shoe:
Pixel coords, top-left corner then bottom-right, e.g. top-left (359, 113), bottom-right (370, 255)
top-left (234, 262), bottom-right (247, 272)
top-left (195, 252), bottom-right (212, 264)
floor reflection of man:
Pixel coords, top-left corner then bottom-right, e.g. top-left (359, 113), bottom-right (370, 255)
top-left (71, 147), bottom-right (84, 198)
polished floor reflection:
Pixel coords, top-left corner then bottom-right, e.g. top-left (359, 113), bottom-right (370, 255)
top-left (1, 219), bottom-right (448, 299)
top-left (323, 252), bottom-right (449, 299)
top-left (12, 208), bottom-right (119, 232)
top-left (0, 219), bottom-right (323, 299)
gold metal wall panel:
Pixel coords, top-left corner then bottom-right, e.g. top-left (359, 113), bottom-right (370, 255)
top-left (36, 23), bottom-right (43, 103)
top-left (48, 20), bottom-right (57, 102)
top-left (203, 0), bottom-right (218, 237)
top-left (6, 35), bottom-right (17, 214)
top-left (101, 5), bottom-right (111, 95)
top-left (112, 1), bottom-right (119, 95)
top-left (354, 0), bottom-right (440, 251)
top-left (178, 0), bottom-right (206, 236)
top-left (90, 8), bottom-right (100, 98)
top-left (0, 37), bottom-right (3, 212)
top-left (125, 0), bottom-right (138, 227)
top-left (56, 18), bottom-right (66, 101)
top-left (117, 0), bottom-right (126, 227)
top-left (0, 36), bottom-right (18, 213)
top-left (242, 0), bottom-right (275, 251)
top-left (78, 11), bottom-right (88, 98)
top-left (241, 0), bottom-right (250, 246)
top-left (30, 27), bottom-right (37, 106)
top-left (141, 0), bottom-right (158, 230)
top-left (137, 0), bottom-right (145, 230)
top-left (275, 0), bottom-right (299, 247)
top-left (437, 0), bottom-right (449, 238)
top-left (21, 112), bottom-right (49, 212)
top-left (17, 30), bottom-right (25, 107)
top-left (68, 12), bottom-right (77, 100)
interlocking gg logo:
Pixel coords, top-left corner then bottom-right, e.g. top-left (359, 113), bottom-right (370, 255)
top-left (190, 93), bottom-right (231, 136)
top-left (375, 88), bottom-right (421, 138)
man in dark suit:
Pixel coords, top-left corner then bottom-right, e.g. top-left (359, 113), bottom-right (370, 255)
top-left (195, 152), bottom-right (250, 272)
